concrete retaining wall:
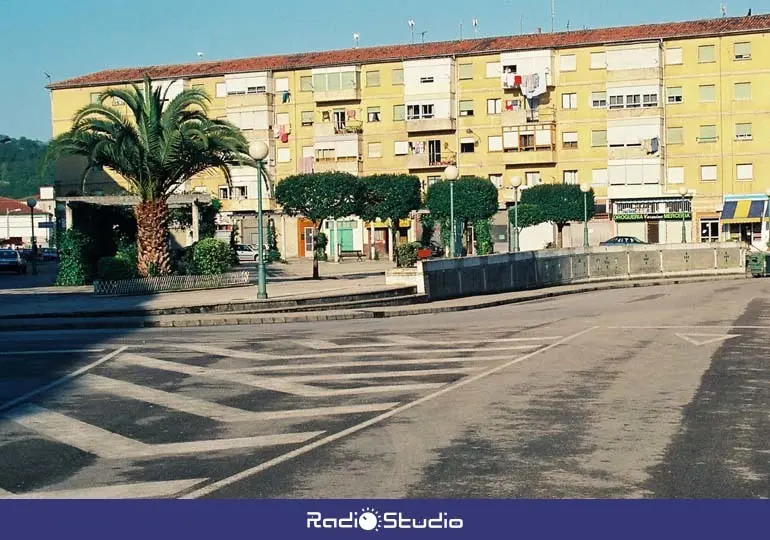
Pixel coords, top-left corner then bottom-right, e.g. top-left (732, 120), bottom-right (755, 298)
top-left (388, 243), bottom-right (747, 301)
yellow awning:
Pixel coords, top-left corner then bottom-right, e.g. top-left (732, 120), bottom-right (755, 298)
top-left (364, 219), bottom-right (412, 228)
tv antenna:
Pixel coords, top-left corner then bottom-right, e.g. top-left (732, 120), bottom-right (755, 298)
top-left (551, 0), bottom-right (555, 32)
top-left (408, 19), bottom-right (415, 43)
top-left (43, 72), bottom-right (52, 85)
top-left (419, 30), bottom-right (428, 43)
top-left (196, 51), bottom-right (204, 61)
top-left (353, 32), bottom-right (360, 48)
top-left (472, 17), bottom-right (479, 37)
top-left (566, 20), bottom-right (570, 32)
top-left (459, 22), bottom-right (463, 40)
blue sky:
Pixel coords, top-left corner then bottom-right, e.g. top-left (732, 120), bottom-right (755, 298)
top-left (0, 0), bottom-right (764, 141)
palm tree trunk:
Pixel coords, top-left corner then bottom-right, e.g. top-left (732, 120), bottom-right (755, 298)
top-left (135, 200), bottom-right (172, 277)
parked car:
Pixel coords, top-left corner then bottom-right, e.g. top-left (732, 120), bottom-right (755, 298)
top-left (0, 249), bottom-right (28, 274)
top-left (41, 248), bottom-right (59, 261)
top-left (600, 236), bottom-right (646, 246)
top-left (235, 244), bottom-right (267, 262)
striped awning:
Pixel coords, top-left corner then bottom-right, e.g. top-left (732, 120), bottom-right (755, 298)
top-left (720, 199), bottom-right (768, 223)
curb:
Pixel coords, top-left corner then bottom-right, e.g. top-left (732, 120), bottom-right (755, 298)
top-left (0, 274), bottom-right (747, 332)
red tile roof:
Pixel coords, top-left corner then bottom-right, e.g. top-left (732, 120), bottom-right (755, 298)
top-left (49, 14), bottom-right (770, 90)
top-left (0, 198), bottom-right (47, 215)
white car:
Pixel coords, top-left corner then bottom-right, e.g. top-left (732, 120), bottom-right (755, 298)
top-left (235, 244), bottom-right (268, 262)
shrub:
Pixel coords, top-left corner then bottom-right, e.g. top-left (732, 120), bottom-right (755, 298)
top-left (474, 218), bottom-right (493, 256)
top-left (56, 230), bottom-right (90, 286)
top-left (191, 238), bottom-right (233, 275)
top-left (396, 241), bottom-right (421, 268)
top-left (420, 214), bottom-right (435, 247)
top-left (266, 219), bottom-right (282, 263)
top-left (97, 256), bottom-right (137, 281)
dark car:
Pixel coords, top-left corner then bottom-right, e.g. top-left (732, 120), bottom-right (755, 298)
top-left (0, 249), bottom-right (28, 274)
top-left (600, 236), bottom-right (646, 246)
top-left (41, 248), bottom-right (59, 261)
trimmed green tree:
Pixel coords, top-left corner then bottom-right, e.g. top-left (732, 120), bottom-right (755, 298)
top-left (425, 176), bottom-right (498, 256)
top-left (360, 174), bottom-right (422, 260)
top-left (274, 172), bottom-right (365, 279)
top-left (508, 184), bottom-right (595, 248)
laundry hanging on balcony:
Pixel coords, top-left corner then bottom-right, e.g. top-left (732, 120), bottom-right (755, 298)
top-left (521, 73), bottom-right (547, 99)
top-left (282, 90), bottom-right (291, 103)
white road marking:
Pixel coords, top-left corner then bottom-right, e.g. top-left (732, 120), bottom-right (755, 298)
top-left (232, 355), bottom-right (518, 373)
top-left (378, 335), bottom-right (429, 346)
top-left (117, 354), bottom-right (446, 397)
top-left (609, 325), bottom-right (770, 329)
top-left (1, 478), bottom-right (207, 499)
top-left (283, 367), bottom-right (478, 382)
top-left (0, 349), bottom-right (105, 357)
top-left (161, 344), bottom-right (273, 360)
top-left (0, 346), bottom-right (129, 414)
top-left (181, 326), bottom-right (600, 499)
top-left (293, 335), bottom-right (563, 351)
top-left (6, 404), bottom-right (324, 458)
top-left (79, 375), bottom-right (400, 420)
top-left (292, 339), bottom-right (342, 350)
top-left (0, 487), bottom-right (13, 497)
top-left (675, 333), bottom-right (740, 346)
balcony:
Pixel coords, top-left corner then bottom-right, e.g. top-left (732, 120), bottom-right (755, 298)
top-left (225, 92), bottom-right (272, 108)
top-left (607, 104), bottom-right (662, 120)
top-left (406, 117), bottom-right (456, 133)
top-left (501, 108), bottom-right (555, 127)
top-left (314, 87), bottom-right (361, 103)
top-left (313, 157), bottom-right (363, 175)
top-left (502, 148), bottom-right (557, 165)
top-left (407, 153), bottom-right (456, 170)
top-left (313, 122), bottom-right (362, 138)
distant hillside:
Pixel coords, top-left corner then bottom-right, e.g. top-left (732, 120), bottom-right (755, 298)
top-left (0, 135), bottom-right (54, 199)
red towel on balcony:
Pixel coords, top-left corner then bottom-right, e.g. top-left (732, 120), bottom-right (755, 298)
top-left (514, 75), bottom-right (522, 86)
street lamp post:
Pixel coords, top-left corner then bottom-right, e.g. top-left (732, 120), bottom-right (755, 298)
top-left (444, 165), bottom-right (459, 257)
top-left (249, 141), bottom-right (270, 299)
top-left (765, 188), bottom-right (770, 247)
top-left (26, 198), bottom-right (38, 275)
top-left (511, 176), bottom-right (522, 252)
top-left (678, 186), bottom-right (688, 243)
top-left (580, 183), bottom-right (591, 248)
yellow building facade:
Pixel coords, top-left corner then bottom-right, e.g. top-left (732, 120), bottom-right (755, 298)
top-left (49, 14), bottom-right (770, 256)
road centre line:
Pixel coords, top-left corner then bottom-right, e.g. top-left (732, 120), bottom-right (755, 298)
top-left (0, 346), bottom-right (129, 414)
top-left (181, 326), bottom-right (599, 499)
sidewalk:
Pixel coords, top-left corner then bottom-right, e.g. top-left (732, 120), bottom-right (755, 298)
top-left (0, 274), bottom-right (746, 332)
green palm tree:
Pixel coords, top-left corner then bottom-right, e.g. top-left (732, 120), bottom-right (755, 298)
top-left (46, 74), bottom-right (255, 277)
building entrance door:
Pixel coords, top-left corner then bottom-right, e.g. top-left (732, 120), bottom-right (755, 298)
top-left (646, 221), bottom-right (659, 244)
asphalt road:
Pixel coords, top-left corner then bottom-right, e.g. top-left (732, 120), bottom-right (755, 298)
top-left (0, 277), bottom-right (768, 498)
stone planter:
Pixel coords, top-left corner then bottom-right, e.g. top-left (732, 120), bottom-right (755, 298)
top-left (385, 267), bottom-right (425, 294)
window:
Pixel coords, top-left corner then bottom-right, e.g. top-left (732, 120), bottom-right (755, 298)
top-left (394, 141), bottom-right (409, 155)
top-left (591, 91), bottom-right (607, 108)
top-left (667, 166), bottom-right (684, 184)
top-left (300, 76), bottom-right (313, 92)
top-left (486, 62), bottom-right (501, 78)
top-left (367, 106), bottom-right (381, 122)
top-left (667, 86), bottom-right (683, 103)
top-left (215, 83), bottom-right (226, 97)
top-left (302, 146), bottom-right (314, 158)
top-left (393, 104), bottom-right (405, 121)
top-left (700, 165), bottom-right (717, 182)
top-left (218, 186), bottom-right (229, 199)
top-left (734, 42), bottom-right (751, 60)
top-left (460, 138), bottom-right (475, 153)
top-left (591, 130), bottom-right (607, 147)
top-left (699, 125), bottom-right (717, 142)
top-left (625, 94), bottom-right (641, 108)
top-left (459, 100), bottom-right (474, 116)
top-left (666, 48), bottom-right (683, 65)
top-left (562, 131), bottom-right (578, 149)
top-left (590, 52), bottom-right (606, 69)
top-left (525, 171), bottom-right (540, 186)
top-left (700, 219), bottom-right (720, 242)
top-left (392, 68), bottom-right (404, 85)
top-left (609, 95), bottom-right (624, 109)
top-left (487, 98), bottom-right (502, 115)
top-left (642, 93), bottom-right (658, 107)
top-left (592, 169), bottom-right (608, 185)
top-left (560, 54), bottom-right (577, 72)
top-left (90, 93), bottom-right (100, 103)
top-left (562, 93), bottom-right (577, 109)
top-left (699, 85), bottom-right (716, 102)
top-left (736, 122), bottom-right (752, 140)
top-left (488, 174), bottom-right (503, 189)
top-left (301, 111), bottom-right (314, 126)
top-left (488, 135), bottom-right (503, 152)
top-left (276, 112), bottom-right (290, 127)
top-left (426, 175), bottom-right (441, 189)
top-left (420, 76), bottom-right (434, 84)
top-left (736, 163), bottom-right (753, 181)
top-left (232, 186), bottom-right (247, 199)
top-left (563, 170), bottom-right (578, 185)
top-left (366, 70), bottom-right (380, 87)
top-left (275, 78), bottom-right (289, 92)
top-left (667, 126), bottom-right (683, 144)
top-left (368, 142), bottom-right (382, 158)
top-left (459, 64), bottom-right (473, 80)
top-left (698, 44), bottom-right (716, 63)
top-left (277, 148), bottom-right (291, 163)
top-left (406, 104), bottom-right (434, 120)
top-left (734, 82), bottom-right (751, 101)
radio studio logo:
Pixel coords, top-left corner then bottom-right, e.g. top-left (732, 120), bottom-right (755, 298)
top-left (306, 506), bottom-right (464, 532)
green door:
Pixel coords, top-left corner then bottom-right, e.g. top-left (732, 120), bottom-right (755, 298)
top-left (339, 228), bottom-right (354, 250)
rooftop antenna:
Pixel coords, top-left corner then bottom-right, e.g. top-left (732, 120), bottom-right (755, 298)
top-left (408, 19), bottom-right (415, 43)
top-left (419, 30), bottom-right (428, 43)
top-left (520, 15), bottom-right (523, 34)
top-left (353, 32), bottom-right (360, 48)
top-left (43, 72), bottom-right (51, 85)
top-left (566, 20), bottom-right (570, 31)
top-left (459, 22), bottom-right (463, 40)
top-left (472, 17), bottom-right (479, 37)
top-left (196, 51), bottom-right (204, 61)
top-left (551, 0), bottom-right (555, 32)
top-left (720, 3), bottom-right (727, 16)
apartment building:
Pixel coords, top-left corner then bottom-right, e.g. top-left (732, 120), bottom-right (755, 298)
top-left (48, 14), bottom-right (770, 257)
